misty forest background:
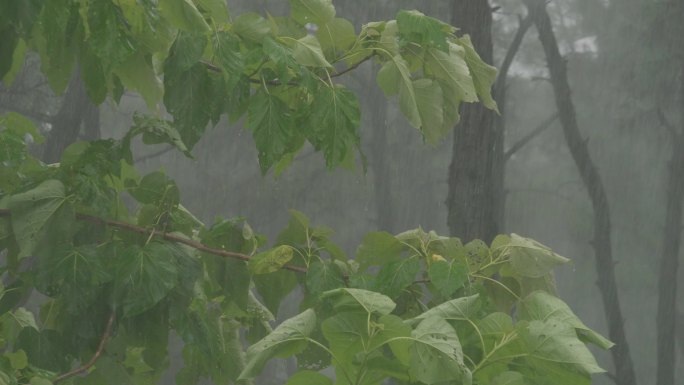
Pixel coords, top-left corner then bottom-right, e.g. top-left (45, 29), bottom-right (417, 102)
top-left (1, 0), bottom-right (683, 384)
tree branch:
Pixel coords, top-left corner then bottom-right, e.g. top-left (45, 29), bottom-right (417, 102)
top-left (504, 111), bottom-right (559, 161)
top-left (495, 14), bottom-right (532, 101)
top-left (0, 209), bottom-right (308, 273)
top-left (202, 55), bottom-right (374, 87)
top-left (53, 311), bottom-right (116, 384)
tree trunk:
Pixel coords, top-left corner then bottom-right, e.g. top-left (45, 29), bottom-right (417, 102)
top-left (447, 0), bottom-right (502, 243)
top-left (42, 69), bottom-right (99, 163)
top-left (523, 2), bottom-right (636, 384)
top-left (655, 26), bottom-right (684, 385)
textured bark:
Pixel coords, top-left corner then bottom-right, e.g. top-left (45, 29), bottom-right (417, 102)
top-left (447, 0), bottom-right (502, 243)
top-left (524, 1), bottom-right (636, 384)
top-left (42, 70), bottom-right (99, 163)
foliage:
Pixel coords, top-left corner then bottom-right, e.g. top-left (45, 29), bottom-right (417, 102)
top-left (0, 0), bottom-right (610, 385)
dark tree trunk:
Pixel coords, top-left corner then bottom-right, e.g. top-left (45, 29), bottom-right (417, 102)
top-left (524, 1), bottom-right (636, 384)
top-left (655, 25), bottom-right (684, 384)
top-left (42, 69), bottom-right (99, 163)
top-left (447, 0), bottom-right (502, 243)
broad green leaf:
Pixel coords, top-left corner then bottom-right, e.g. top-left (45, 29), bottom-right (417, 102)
top-left (114, 52), bottom-right (163, 110)
top-left (8, 179), bottom-right (69, 258)
top-left (519, 320), bottom-right (604, 375)
top-left (322, 288), bottom-right (396, 315)
top-left (38, 244), bottom-right (112, 290)
top-left (2, 38), bottom-right (26, 86)
top-left (459, 35), bottom-right (498, 111)
top-left (247, 90), bottom-right (300, 174)
top-left (239, 309), bottom-right (316, 380)
top-left (254, 269), bottom-right (299, 315)
top-left (232, 12), bottom-right (271, 41)
top-left (355, 231), bottom-right (405, 270)
top-left (16, 328), bottom-right (67, 372)
top-left (130, 115), bottom-right (191, 157)
top-left (321, 311), bottom-right (367, 362)
top-left (35, 0), bottom-right (78, 93)
top-left (424, 45), bottom-right (477, 103)
top-left (127, 171), bottom-right (180, 206)
top-left (317, 18), bottom-right (356, 58)
top-left (373, 257), bottom-right (420, 299)
top-left (114, 242), bottom-right (185, 316)
top-left (519, 291), bottom-right (613, 349)
top-left (413, 78), bottom-right (446, 144)
top-left (306, 260), bottom-right (345, 296)
top-left (306, 84), bottom-right (360, 169)
top-left (87, 0), bottom-right (136, 71)
top-left (409, 317), bottom-right (470, 385)
top-left (396, 10), bottom-right (452, 52)
top-left (292, 35), bottom-right (332, 67)
top-left (29, 378), bottom-right (52, 385)
top-left (289, 0), bottom-right (335, 26)
top-left (211, 31), bottom-right (244, 78)
top-left (412, 294), bottom-right (479, 323)
top-left (0, 112), bottom-right (44, 144)
top-left (491, 371), bottom-right (525, 385)
top-left (195, 0), bottom-right (229, 23)
top-left (5, 350), bottom-right (27, 370)
top-left (248, 245), bottom-right (295, 274)
top-left (428, 259), bottom-right (468, 298)
top-left (285, 370), bottom-right (332, 385)
top-left (502, 234), bottom-right (570, 278)
top-left (377, 56), bottom-right (420, 129)
top-left (11, 308), bottom-right (38, 330)
top-left (166, 31), bottom-right (207, 72)
top-left (477, 312), bottom-right (514, 336)
top-left (159, 0), bottom-right (210, 32)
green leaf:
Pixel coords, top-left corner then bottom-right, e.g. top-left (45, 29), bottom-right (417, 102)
top-left (408, 317), bottom-right (471, 385)
top-left (253, 269), bottom-right (298, 315)
top-left (292, 35), bottom-right (332, 67)
top-left (373, 257), bottom-right (420, 299)
top-left (195, 0), bottom-right (229, 23)
top-left (413, 78), bottom-right (446, 144)
top-left (519, 291), bottom-right (613, 349)
top-left (114, 52), bottom-right (163, 110)
top-left (114, 242), bottom-right (185, 317)
top-left (321, 288), bottom-right (396, 315)
top-left (159, 0), bottom-right (210, 32)
top-left (16, 328), bottom-right (67, 372)
top-left (87, 0), bottom-right (136, 71)
top-left (306, 84), bottom-right (360, 169)
top-left (317, 18), bottom-right (356, 57)
top-left (501, 234), bottom-right (570, 278)
top-left (2, 38), bottom-right (26, 86)
top-left (428, 259), bottom-right (468, 298)
top-left (285, 370), bottom-right (332, 385)
top-left (5, 350), bottom-right (28, 370)
top-left (248, 245), bottom-right (295, 274)
top-left (355, 231), bottom-right (405, 270)
top-left (306, 260), bottom-right (345, 296)
top-left (129, 114), bottom-right (191, 157)
top-left (412, 294), bottom-right (479, 323)
top-left (424, 45), bottom-right (477, 103)
top-left (519, 320), bottom-right (605, 375)
top-left (491, 371), bottom-right (525, 385)
top-left (239, 309), bottom-right (316, 380)
top-left (376, 56), bottom-right (421, 129)
top-left (396, 10), bottom-right (452, 52)
top-left (127, 171), bottom-right (180, 206)
top-left (247, 90), bottom-right (300, 173)
top-left (289, 0), bottom-right (335, 26)
top-left (459, 35), bottom-right (498, 110)
top-left (232, 12), bottom-right (271, 41)
top-left (38, 244), bottom-right (112, 290)
top-left (29, 377), bottom-right (52, 385)
top-left (8, 180), bottom-right (69, 259)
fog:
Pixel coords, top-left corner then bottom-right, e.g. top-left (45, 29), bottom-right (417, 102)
top-left (1, 0), bottom-right (681, 384)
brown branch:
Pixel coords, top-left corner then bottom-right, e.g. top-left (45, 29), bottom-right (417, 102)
top-left (201, 55), bottom-right (374, 87)
top-left (53, 311), bottom-right (116, 384)
top-left (495, 14), bottom-right (532, 101)
top-left (0, 209), bottom-right (308, 274)
top-left (504, 111), bottom-right (559, 161)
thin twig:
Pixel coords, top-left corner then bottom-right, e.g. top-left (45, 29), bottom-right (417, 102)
top-left (53, 311), bottom-right (116, 384)
top-left (0, 209), bottom-right (307, 273)
top-left (201, 55), bottom-right (374, 87)
top-left (495, 14), bottom-right (532, 99)
top-left (504, 112), bottom-right (559, 160)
